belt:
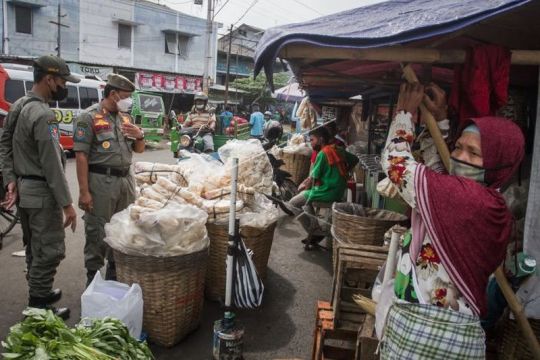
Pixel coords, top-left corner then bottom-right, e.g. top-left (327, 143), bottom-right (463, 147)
top-left (88, 164), bottom-right (130, 177)
top-left (21, 175), bottom-right (47, 181)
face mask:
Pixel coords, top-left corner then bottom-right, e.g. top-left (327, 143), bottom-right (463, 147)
top-left (116, 97), bottom-right (133, 112)
top-left (49, 80), bottom-right (68, 101)
top-left (449, 157), bottom-right (485, 183)
top-left (196, 104), bottom-right (205, 110)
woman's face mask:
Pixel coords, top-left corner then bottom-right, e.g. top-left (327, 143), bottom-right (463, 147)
top-left (449, 157), bottom-right (485, 183)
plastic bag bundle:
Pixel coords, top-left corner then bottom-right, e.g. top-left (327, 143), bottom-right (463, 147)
top-left (133, 161), bottom-right (187, 186)
top-left (105, 203), bottom-right (209, 257)
top-left (218, 139), bottom-right (274, 194)
top-left (237, 193), bottom-right (281, 229)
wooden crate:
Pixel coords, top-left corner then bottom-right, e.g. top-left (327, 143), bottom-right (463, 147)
top-left (331, 246), bottom-right (387, 330)
top-left (355, 314), bottom-right (379, 360)
top-left (312, 301), bottom-right (360, 360)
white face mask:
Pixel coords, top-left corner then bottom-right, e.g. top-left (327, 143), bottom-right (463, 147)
top-left (117, 97), bottom-right (133, 112)
top-left (196, 104), bottom-right (205, 110)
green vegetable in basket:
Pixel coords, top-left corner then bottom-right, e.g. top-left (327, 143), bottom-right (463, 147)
top-left (2, 308), bottom-right (153, 360)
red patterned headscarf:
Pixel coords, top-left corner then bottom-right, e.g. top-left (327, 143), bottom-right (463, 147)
top-left (413, 117), bottom-right (524, 316)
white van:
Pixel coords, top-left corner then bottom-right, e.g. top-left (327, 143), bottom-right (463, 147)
top-left (0, 63), bottom-right (106, 150)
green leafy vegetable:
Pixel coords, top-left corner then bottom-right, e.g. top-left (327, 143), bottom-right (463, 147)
top-left (2, 308), bottom-right (153, 360)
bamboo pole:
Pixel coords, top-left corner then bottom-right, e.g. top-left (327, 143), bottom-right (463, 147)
top-left (402, 64), bottom-right (540, 359)
top-left (495, 266), bottom-right (540, 360)
top-left (401, 64), bottom-right (451, 170)
top-left (280, 45), bottom-right (540, 65)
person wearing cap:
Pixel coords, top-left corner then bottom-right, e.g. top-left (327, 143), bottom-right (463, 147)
top-left (73, 73), bottom-right (144, 286)
top-left (184, 92), bottom-right (216, 152)
top-left (0, 55), bottom-right (79, 319)
top-left (249, 103), bottom-right (264, 139)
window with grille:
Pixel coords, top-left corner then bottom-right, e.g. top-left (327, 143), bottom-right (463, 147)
top-left (15, 6), bottom-right (32, 34)
top-left (118, 24), bottom-right (132, 49)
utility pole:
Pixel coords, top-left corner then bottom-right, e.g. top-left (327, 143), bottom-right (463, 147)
top-left (202, 0), bottom-right (214, 93)
top-left (224, 24), bottom-right (233, 107)
top-left (49, 2), bottom-right (69, 57)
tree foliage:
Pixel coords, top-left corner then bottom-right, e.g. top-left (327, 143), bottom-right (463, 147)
top-left (232, 72), bottom-right (290, 108)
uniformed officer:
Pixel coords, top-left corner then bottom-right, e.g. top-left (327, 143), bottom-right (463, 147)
top-left (0, 55), bottom-right (78, 319)
top-left (184, 92), bottom-right (216, 152)
top-left (73, 73), bottom-right (144, 286)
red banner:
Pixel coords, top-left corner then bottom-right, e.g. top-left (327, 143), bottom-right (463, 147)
top-left (135, 71), bottom-right (202, 93)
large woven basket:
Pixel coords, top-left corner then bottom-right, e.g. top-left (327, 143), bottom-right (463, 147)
top-left (498, 316), bottom-right (540, 359)
top-left (332, 203), bottom-right (407, 247)
top-left (113, 248), bottom-right (208, 347)
top-left (281, 151), bottom-right (311, 185)
top-left (205, 220), bottom-right (277, 301)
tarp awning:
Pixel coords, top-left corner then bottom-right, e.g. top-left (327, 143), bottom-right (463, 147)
top-left (254, 0), bottom-right (535, 95)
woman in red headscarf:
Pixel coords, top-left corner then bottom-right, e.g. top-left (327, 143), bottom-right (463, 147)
top-left (378, 83), bottom-right (524, 359)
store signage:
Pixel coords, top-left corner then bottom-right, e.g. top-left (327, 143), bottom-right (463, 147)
top-left (135, 71), bottom-right (202, 93)
top-left (68, 63), bottom-right (113, 80)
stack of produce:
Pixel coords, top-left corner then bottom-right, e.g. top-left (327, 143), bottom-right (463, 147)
top-left (2, 308), bottom-right (153, 360)
top-left (223, 116), bottom-right (249, 135)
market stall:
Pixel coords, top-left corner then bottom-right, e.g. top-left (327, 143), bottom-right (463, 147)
top-left (255, 0), bottom-right (540, 358)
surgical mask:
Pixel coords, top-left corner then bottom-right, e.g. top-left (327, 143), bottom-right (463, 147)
top-left (116, 97), bottom-right (133, 112)
top-left (449, 157), bottom-right (485, 183)
top-left (196, 104), bottom-right (205, 110)
top-left (49, 81), bottom-right (68, 101)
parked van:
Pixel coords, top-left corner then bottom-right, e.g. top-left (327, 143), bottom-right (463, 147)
top-left (0, 63), bottom-right (105, 151)
top-left (131, 90), bottom-right (165, 142)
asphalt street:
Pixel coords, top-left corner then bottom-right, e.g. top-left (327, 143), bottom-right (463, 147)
top-left (0, 145), bottom-right (333, 359)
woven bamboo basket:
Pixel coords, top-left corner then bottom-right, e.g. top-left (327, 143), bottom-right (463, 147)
top-left (332, 203), bottom-right (407, 247)
top-left (281, 151), bottom-right (311, 185)
top-left (205, 220), bottom-right (277, 301)
top-left (498, 316), bottom-right (540, 359)
top-left (113, 248), bottom-right (208, 347)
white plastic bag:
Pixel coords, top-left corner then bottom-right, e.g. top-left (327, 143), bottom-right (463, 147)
top-left (81, 272), bottom-right (143, 339)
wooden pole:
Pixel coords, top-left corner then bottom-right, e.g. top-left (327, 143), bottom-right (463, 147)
top-left (494, 267), bottom-right (540, 360)
top-left (401, 64), bottom-right (451, 170)
top-left (280, 45), bottom-right (540, 65)
top-left (402, 64), bottom-right (540, 358)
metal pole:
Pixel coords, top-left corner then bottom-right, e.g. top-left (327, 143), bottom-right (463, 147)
top-left (225, 157), bottom-right (239, 309)
top-left (57, 3), bottom-right (61, 56)
top-left (202, 0), bottom-right (214, 93)
top-left (2, 0), bottom-right (8, 55)
top-left (224, 24), bottom-right (233, 107)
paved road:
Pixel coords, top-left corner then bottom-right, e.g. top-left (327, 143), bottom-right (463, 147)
top-left (0, 146), bottom-right (332, 359)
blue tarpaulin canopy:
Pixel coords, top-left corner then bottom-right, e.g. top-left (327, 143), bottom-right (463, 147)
top-left (255, 0), bottom-right (537, 97)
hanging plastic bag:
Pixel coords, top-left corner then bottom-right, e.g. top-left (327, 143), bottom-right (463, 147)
top-left (81, 272), bottom-right (144, 339)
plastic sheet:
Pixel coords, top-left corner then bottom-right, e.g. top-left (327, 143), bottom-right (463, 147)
top-left (218, 139), bottom-right (274, 194)
top-left (238, 193), bottom-right (282, 229)
top-left (105, 203), bottom-right (209, 257)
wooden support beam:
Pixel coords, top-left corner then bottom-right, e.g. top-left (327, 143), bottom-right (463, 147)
top-left (280, 45), bottom-right (540, 65)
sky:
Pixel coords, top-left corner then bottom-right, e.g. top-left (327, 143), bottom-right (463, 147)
top-left (159, 0), bottom-right (384, 37)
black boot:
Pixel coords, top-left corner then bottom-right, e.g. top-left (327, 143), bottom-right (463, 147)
top-left (28, 297), bottom-right (70, 320)
top-left (40, 288), bottom-right (62, 304)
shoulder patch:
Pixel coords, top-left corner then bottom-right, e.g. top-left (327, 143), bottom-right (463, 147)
top-left (74, 126), bottom-right (87, 141)
top-left (48, 123), bottom-right (59, 141)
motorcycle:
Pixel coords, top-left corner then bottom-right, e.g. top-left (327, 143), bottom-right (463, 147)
top-left (175, 124), bottom-right (220, 161)
top-left (261, 122), bottom-right (298, 214)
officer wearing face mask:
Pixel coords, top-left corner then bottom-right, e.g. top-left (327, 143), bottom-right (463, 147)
top-left (0, 55), bottom-right (79, 319)
top-left (73, 73), bottom-right (144, 286)
top-left (184, 92), bottom-right (216, 152)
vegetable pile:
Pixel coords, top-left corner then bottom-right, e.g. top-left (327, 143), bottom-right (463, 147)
top-left (2, 308), bottom-right (154, 359)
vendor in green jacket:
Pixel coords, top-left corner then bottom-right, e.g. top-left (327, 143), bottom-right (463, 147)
top-left (287, 126), bottom-right (358, 246)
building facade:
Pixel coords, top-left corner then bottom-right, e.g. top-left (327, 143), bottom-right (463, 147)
top-left (0, 0), bottom-right (218, 98)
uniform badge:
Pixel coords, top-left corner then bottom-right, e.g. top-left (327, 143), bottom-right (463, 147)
top-left (102, 141), bottom-right (111, 149)
top-left (74, 126), bottom-right (87, 141)
top-left (93, 116), bottom-right (112, 133)
top-left (49, 124), bottom-right (59, 141)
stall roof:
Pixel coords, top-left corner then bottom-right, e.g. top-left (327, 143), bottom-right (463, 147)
top-left (255, 0), bottom-right (538, 98)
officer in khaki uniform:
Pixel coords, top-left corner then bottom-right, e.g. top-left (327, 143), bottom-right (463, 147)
top-left (73, 74), bottom-right (144, 285)
top-left (0, 56), bottom-right (78, 319)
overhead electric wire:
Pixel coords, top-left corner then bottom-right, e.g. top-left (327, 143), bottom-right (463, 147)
top-left (233, 0), bottom-right (259, 26)
top-left (290, 0), bottom-right (324, 15)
